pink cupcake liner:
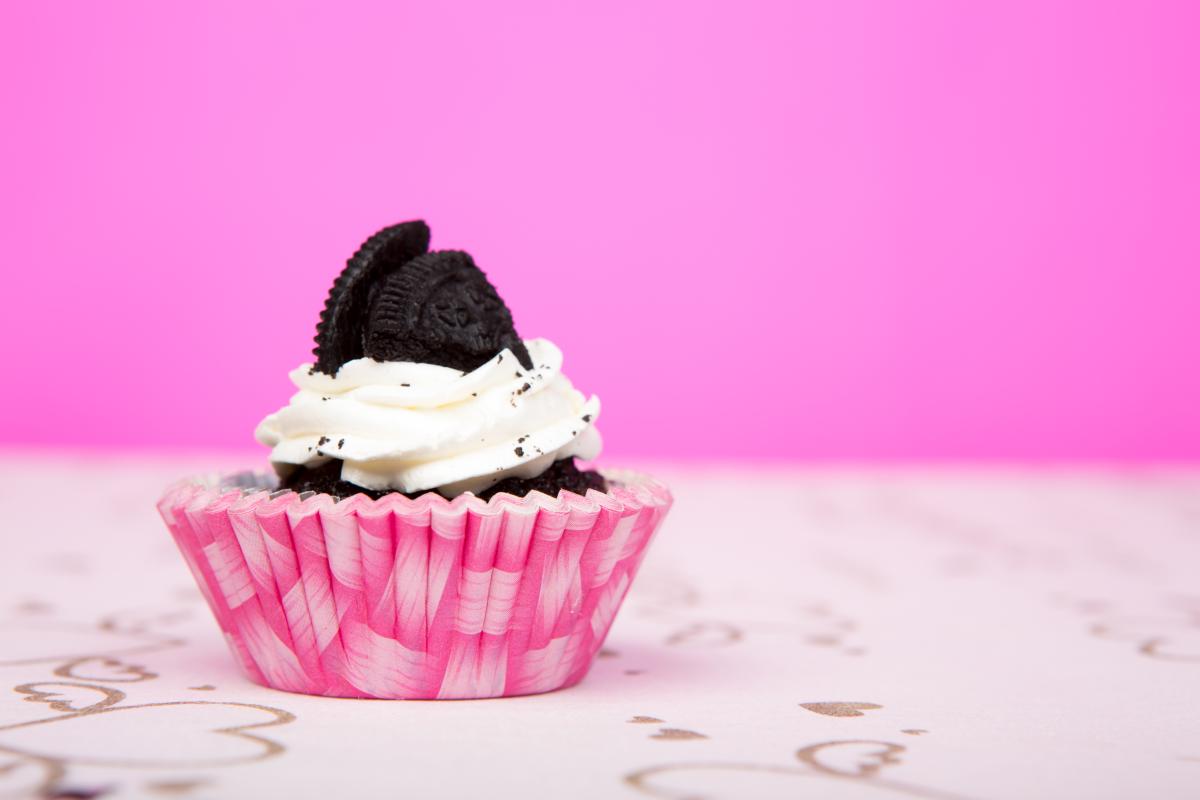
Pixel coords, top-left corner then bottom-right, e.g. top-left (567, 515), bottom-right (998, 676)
top-left (157, 470), bottom-right (672, 700)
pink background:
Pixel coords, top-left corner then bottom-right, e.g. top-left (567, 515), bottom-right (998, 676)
top-left (2, 2), bottom-right (1197, 460)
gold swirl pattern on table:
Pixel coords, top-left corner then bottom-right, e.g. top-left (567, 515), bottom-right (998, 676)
top-left (0, 600), bottom-right (297, 798)
top-left (626, 739), bottom-right (975, 800)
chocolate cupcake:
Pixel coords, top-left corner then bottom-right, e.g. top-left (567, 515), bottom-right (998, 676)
top-left (157, 220), bottom-right (673, 700)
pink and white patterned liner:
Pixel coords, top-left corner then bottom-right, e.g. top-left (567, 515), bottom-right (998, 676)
top-left (158, 470), bottom-right (672, 699)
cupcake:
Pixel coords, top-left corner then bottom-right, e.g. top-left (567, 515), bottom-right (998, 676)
top-left (157, 220), bottom-right (672, 699)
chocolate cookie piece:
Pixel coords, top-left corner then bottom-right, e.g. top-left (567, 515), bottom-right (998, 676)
top-left (365, 250), bottom-right (533, 372)
top-left (281, 458), bottom-right (607, 501)
top-left (312, 220), bottom-right (431, 375)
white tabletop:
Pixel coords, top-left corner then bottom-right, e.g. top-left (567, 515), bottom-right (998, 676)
top-left (1, 452), bottom-right (1197, 799)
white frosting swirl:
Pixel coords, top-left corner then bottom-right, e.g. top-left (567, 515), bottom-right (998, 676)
top-left (254, 338), bottom-right (602, 496)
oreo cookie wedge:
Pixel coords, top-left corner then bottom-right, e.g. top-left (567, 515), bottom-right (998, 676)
top-left (312, 220), bottom-right (431, 375)
top-left (365, 250), bottom-right (533, 372)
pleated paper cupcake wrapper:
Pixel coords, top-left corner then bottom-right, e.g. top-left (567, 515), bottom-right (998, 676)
top-left (157, 470), bottom-right (672, 700)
